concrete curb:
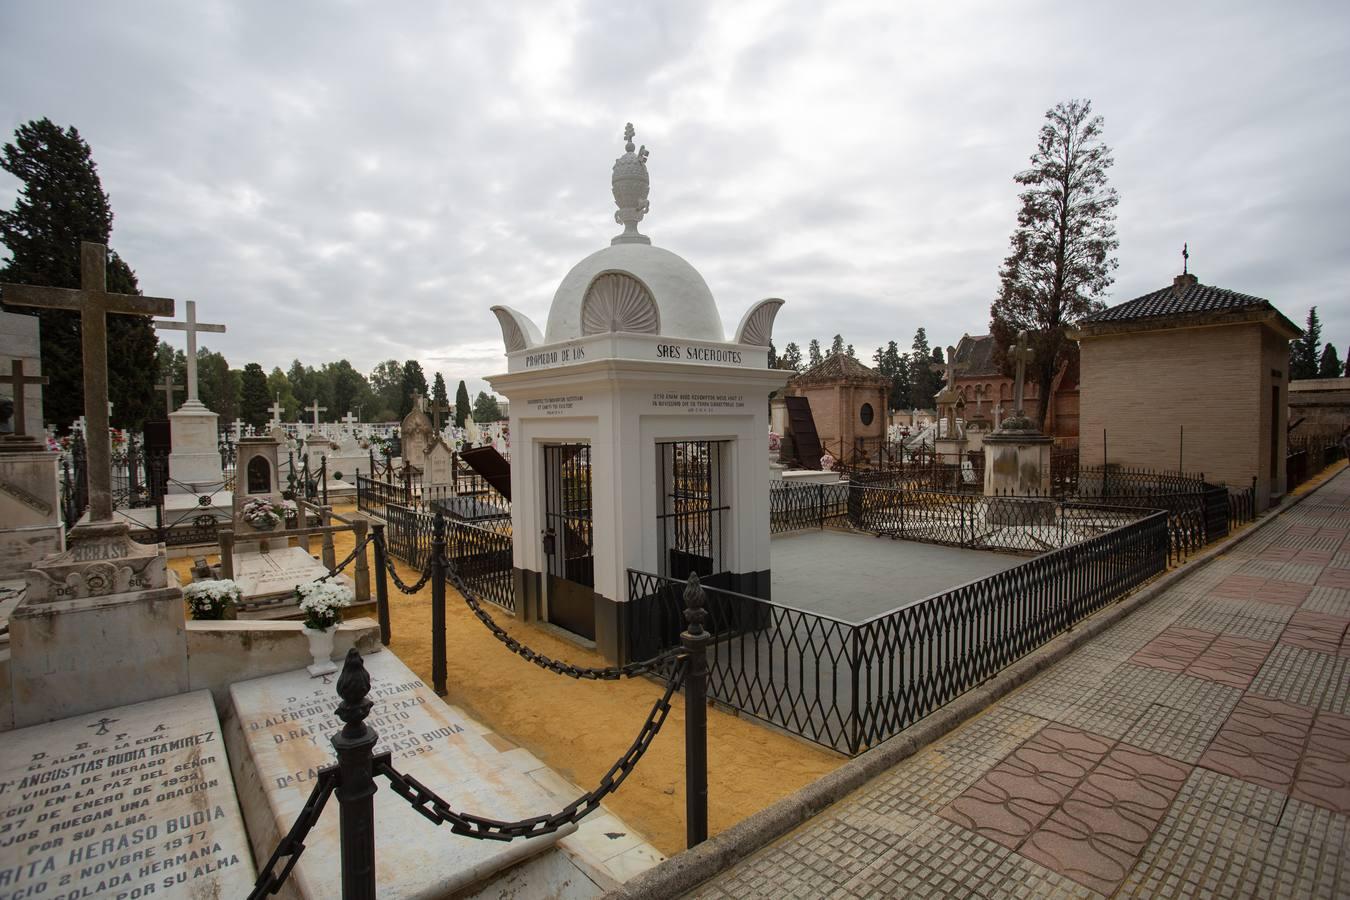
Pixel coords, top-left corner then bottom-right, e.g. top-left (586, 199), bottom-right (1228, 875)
top-left (604, 470), bottom-right (1342, 900)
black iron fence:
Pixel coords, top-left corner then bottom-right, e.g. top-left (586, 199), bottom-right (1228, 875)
top-left (769, 481), bottom-right (849, 533)
top-left (627, 509), bottom-right (1169, 755)
top-left (1287, 433), bottom-right (1345, 491)
top-left (380, 501), bottom-right (515, 613)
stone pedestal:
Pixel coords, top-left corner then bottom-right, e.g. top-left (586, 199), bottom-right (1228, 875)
top-left (168, 399), bottom-right (225, 492)
top-left (12, 521), bottom-right (189, 726)
top-left (983, 424), bottom-right (1054, 525)
top-left (0, 443), bottom-right (64, 579)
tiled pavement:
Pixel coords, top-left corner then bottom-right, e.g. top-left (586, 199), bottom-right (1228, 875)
top-left (694, 469), bottom-right (1350, 898)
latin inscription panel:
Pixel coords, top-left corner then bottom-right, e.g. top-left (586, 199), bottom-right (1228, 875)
top-left (0, 690), bottom-right (254, 900)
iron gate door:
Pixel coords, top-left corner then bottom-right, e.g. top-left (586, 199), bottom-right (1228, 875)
top-left (542, 443), bottom-right (595, 639)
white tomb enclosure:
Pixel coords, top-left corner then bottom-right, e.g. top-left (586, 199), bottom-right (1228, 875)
top-left (488, 123), bottom-right (788, 662)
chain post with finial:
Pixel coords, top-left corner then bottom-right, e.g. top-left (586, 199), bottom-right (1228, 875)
top-left (431, 509), bottom-right (448, 696)
top-left (681, 572), bottom-right (710, 848)
top-left (331, 648), bottom-right (379, 900)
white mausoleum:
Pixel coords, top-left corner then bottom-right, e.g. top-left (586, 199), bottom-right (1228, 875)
top-left (488, 124), bottom-right (788, 662)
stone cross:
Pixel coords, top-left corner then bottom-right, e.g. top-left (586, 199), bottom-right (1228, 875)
top-left (1008, 331), bottom-right (1035, 416)
top-left (411, 392), bottom-right (426, 414)
top-left (0, 358), bottom-right (49, 439)
top-left (155, 373), bottom-right (183, 416)
top-left (269, 395), bottom-right (284, 426)
top-left (341, 411), bottom-right (358, 428)
top-left (308, 399), bottom-right (327, 427)
top-left (930, 348), bottom-right (966, 393)
top-left (156, 300), bottom-right (225, 403)
top-left (430, 399), bottom-right (452, 431)
top-left (1, 242), bottom-right (175, 520)
top-left (232, 420), bottom-right (243, 442)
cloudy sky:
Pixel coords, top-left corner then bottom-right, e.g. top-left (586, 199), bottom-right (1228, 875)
top-left (2, 0), bottom-right (1347, 398)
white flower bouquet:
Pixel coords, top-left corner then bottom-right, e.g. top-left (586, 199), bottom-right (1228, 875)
top-left (242, 497), bottom-right (283, 530)
top-left (184, 579), bottom-right (241, 620)
top-left (296, 580), bottom-right (352, 630)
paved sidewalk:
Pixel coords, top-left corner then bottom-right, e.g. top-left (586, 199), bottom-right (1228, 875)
top-left (695, 470), bottom-right (1350, 898)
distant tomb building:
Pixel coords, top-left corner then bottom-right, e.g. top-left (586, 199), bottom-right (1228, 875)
top-left (950, 333), bottom-right (1079, 439)
top-left (1071, 270), bottom-right (1300, 511)
top-left (783, 354), bottom-right (889, 462)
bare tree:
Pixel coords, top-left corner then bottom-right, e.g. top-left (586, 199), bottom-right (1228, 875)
top-left (991, 99), bottom-right (1118, 429)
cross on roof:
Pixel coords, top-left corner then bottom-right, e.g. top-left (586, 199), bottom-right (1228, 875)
top-left (1008, 331), bottom-right (1035, 416)
top-left (156, 373), bottom-right (183, 417)
top-left (0, 359), bottom-right (49, 441)
top-left (308, 399), bottom-right (328, 428)
top-left (1, 242), bottom-right (175, 520)
top-left (156, 300), bottom-right (225, 404)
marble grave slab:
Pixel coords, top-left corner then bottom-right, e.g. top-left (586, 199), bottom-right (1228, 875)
top-left (229, 651), bottom-right (575, 899)
top-left (0, 690), bottom-right (255, 899)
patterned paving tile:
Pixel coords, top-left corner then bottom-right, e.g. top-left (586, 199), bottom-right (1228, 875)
top-left (1291, 711), bottom-right (1350, 815)
top-left (1198, 695), bottom-right (1315, 792)
top-left (1019, 745), bottom-right (1190, 894)
top-left (1172, 597), bottom-right (1293, 641)
top-left (1003, 651), bottom-right (1123, 722)
top-left (939, 725), bottom-right (1111, 849)
top-left (1301, 585), bottom-right (1350, 617)
top-left (1249, 642), bottom-right (1348, 711)
top-left (1185, 635), bottom-right (1274, 688)
top-left (1273, 562), bottom-right (1325, 585)
top-left (1128, 627), bottom-right (1214, 673)
top-left (1122, 675), bottom-right (1242, 763)
top-left (1234, 558), bottom-right (1286, 579)
top-left (1119, 769), bottom-right (1343, 898)
top-left (1318, 567), bottom-right (1350, 590)
top-left (1207, 575), bottom-right (1311, 607)
top-left (1054, 666), bottom-right (1177, 740)
top-left (1279, 609), bottom-right (1350, 656)
top-left (836, 817), bottom-right (1100, 899)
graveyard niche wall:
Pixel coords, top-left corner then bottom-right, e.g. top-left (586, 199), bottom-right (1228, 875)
top-left (1072, 274), bottom-right (1300, 511)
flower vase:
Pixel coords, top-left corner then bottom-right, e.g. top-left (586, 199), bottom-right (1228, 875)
top-left (304, 624), bottom-right (338, 677)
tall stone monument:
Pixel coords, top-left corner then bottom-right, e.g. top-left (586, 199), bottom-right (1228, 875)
top-left (159, 299), bottom-right (228, 492)
top-left (1, 242), bottom-right (189, 726)
top-left (0, 358), bottom-right (62, 580)
top-left (984, 330), bottom-right (1053, 520)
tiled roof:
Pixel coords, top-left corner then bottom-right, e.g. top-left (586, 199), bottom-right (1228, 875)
top-left (952, 334), bottom-right (1000, 376)
top-left (792, 352), bottom-right (888, 385)
top-left (1083, 276), bottom-right (1274, 324)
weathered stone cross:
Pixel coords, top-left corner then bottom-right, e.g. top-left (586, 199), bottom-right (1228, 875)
top-left (308, 399), bottom-right (327, 428)
top-left (1, 242), bottom-right (175, 520)
top-left (0, 359), bottom-right (49, 440)
top-left (430, 399), bottom-right (452, 431)
top-left (929, 347), bottom-right (966, 394)
top-left (1009, 330), bottom-right (1035, 415)
top-left (157, 300), bottom-right (225, 404)
top-left (155, 373), bottom-right (183, 416)
top-left (268, 395), bottom-right (284, 426)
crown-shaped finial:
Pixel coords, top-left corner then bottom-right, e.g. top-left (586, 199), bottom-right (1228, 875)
top-left (612, 122), bottom-right (651, 246)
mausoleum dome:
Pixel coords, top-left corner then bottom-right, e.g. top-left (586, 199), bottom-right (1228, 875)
top-left (544, 243), bottom-right (724, 344)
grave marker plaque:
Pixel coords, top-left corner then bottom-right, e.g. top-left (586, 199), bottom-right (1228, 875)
top-left (0, 691), bottom-right (254, 899)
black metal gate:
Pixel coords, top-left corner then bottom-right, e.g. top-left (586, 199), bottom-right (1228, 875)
top-left (542, 443), bottom-right (595, 639)
top-left (657, 440), bottom-right (730, 581)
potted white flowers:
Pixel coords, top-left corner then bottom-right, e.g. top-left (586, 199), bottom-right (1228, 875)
top-left (296, 580), bottom-right (353, 676)
top-left (184, 579), bottom-right (241, 620)
top-left (242, 498), bottom-right (283, 531)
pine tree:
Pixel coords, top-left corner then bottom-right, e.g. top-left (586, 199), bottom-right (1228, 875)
top-left (808, 339), bottom-right (822, 367)
top-left (432, 372), bottom-right (449, 409)
top-left (238, 363), bottom-right (271, 427)
top-left (1290, 307), bottom-right (1322, 380)
top-left (1319, 343), bottom-right (1341, 378)
top-left (829, 334), bottom-right (845, 357)
top-left (399, 360), bottom-right (428, 417)
top-left (454, 380), bottom-right (471, 427)
top-left (0, 119), bottom-right (160, 430)
top-left (991, 99), bottom-right (1119, 430)
top-left (472, 391), bottom-right (503, 422)
top-left (910, 328), bottom-right (939, 408)
top-left (779, 342), bottom-right (803, 372)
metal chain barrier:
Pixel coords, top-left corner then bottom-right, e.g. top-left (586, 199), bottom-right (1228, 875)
top-left (377, 656), bottom-right (685, 840)
top-left (444, 561), bottom-right (680, 681)
top-left (313, 533), bottom-right (377, 584)
top-left (246, 766), bottom-right (340, 899)
top-left (373, 532), bottom-right (435, 593)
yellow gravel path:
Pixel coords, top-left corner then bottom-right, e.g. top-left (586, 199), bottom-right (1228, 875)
top-left (170, 509), bottom-right (842, 855)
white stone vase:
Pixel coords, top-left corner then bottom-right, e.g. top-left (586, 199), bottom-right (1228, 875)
top-left (304, 625), bottom-right (339, 677)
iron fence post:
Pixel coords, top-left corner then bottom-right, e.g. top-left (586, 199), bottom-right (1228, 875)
top-left (431, 511), bottom-right (448, 696)
top-left (372, 523), bottom-right (391, 646)
top-left (322, 455), bottom-right (330, 506)
top-left (681, 573), bottom-right (710, 848)
top-left (331, 648), bottom-right (379, 900)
